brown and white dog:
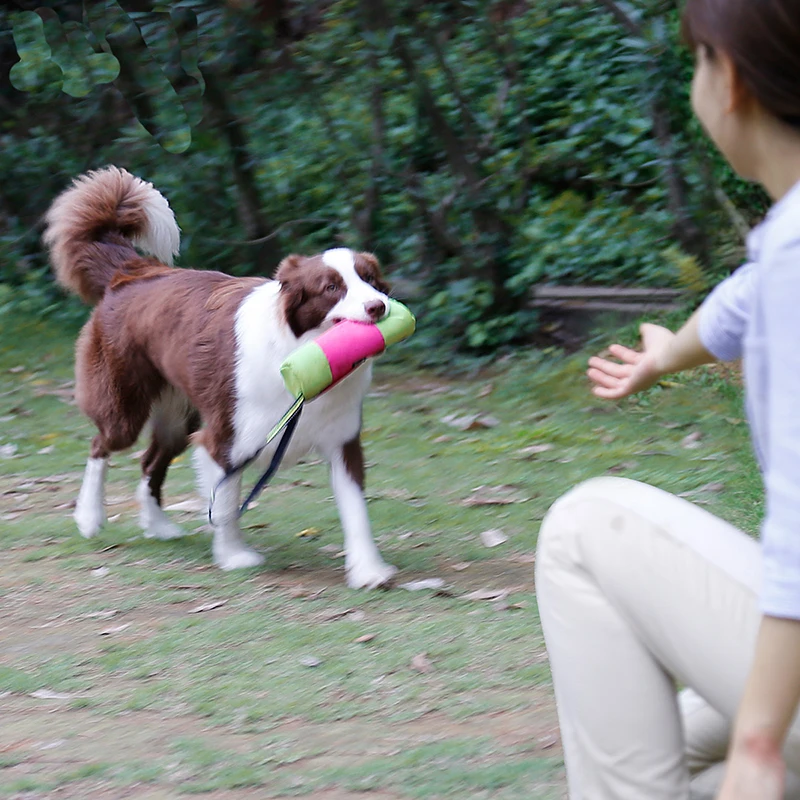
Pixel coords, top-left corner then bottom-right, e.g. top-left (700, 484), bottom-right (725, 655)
top-left (44, 166), bottom-right (397, 588)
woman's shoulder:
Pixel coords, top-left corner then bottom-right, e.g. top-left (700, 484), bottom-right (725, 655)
top-left (756, 181), bottom-right (800, 262)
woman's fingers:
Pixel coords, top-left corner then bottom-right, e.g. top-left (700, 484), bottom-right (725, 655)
top-left (591, 383), bottom-right (628, 400)
top-left (587, 367), bottom-right (626, 391)
top-left (587, 356), bottom-right (632, 379)
top-left (608, 343), bottom-right (641, 363)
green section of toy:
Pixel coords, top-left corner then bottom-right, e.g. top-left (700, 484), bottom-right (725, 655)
top-left (279, 300), bottom-right (416, 402)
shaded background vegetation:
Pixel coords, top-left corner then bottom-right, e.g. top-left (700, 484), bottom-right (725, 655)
top-left (0, 0), bottom-right (769, 353)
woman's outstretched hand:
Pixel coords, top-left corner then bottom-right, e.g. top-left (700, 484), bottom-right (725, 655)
top-left (587, 323), bottom-right (676, 400)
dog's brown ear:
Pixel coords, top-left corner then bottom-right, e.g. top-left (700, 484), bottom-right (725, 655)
top-left (356, 251), bottom-right (391, 294)
top-left (275, 255), bottom-right (308, 335)
top-left (274, 254), bottom-right (304, 283)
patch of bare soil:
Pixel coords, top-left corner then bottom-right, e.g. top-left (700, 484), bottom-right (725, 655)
top-left (0, 531), bottom-right (563, 799)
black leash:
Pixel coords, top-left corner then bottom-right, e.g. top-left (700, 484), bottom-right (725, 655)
top-left (238, 401), bottom-right (302, 514)
top-left (208, 395), bottom-right (305, 521)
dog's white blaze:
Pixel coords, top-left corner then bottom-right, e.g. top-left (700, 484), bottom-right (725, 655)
top-left (322, 248), bottom-right (388, 323)
top-left (230, 281), bottom-right (293, 467)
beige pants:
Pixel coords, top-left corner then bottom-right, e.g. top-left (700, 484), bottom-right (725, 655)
top-left (535, 477), bottom-right (800, 799)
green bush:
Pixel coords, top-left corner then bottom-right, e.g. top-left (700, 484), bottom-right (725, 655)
top-left (0, 0), bottom-right (761, 350)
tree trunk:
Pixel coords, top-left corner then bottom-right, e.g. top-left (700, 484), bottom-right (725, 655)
top-left (363, 0), bottom-right (514, 309)
top-left (202, 69), bottom-right (282, 272)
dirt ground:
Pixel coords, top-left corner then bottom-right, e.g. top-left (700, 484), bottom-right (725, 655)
top-left (0, 471), bottom-right (565, 799)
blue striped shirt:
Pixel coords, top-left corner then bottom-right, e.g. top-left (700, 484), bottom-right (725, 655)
top-left (699, 180), bottom-right (800, 618)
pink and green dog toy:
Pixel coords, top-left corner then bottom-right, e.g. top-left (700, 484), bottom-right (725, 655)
top-left (219, 299), bottom-right (416, 516)
top-left (280, 298), bottom-right (416, 400)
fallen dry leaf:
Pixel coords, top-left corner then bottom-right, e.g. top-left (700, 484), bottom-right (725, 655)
top-left (516, 443), bottom-right (554, 458)
top-left (79, 609), bottom-right (119, 620)
top-left (462, 485), bottom-right (529, 506)
top-left (316, 608), bottom-right (355, 622)
top-left (411, 653), bottom-right (434, 673)
top-left (607, 461), bottom-right (638, 474)
top-left (288, 585), bottom-right (326, 600)
top-left (295, 527), bottom-right (322, 539)
top-left (681, 431), bottom-right (703, 449)
top-left (537, 734), bottom-right (560, 750)
top-left (29, 689), bottom-right (74, 700)
top-left (507, 552), bottom-right (536, 564)
top-left (188, 601), bottom-right (227, 614)
top-left (399, 578), bottom-right (446, 591)
top-left (441, 413), bottom-right (499, 431)
top-left (354, 634), bottom-right (376, 644)
top-left (98, 623), bottom-right (131, 636)
top-left (480, 528), bottom-right (508, 548)
top-left (462, 588), bottom-right (509, 602)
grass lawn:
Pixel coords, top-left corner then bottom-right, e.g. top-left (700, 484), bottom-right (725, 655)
top-left (0, 309), bottom-right (761, 799)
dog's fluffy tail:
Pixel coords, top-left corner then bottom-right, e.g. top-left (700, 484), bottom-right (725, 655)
top-left (43, 166), bottom-right (180, 305)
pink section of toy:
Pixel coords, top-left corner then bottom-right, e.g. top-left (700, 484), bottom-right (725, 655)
top-left (317, 321), bottom-right (386, 382)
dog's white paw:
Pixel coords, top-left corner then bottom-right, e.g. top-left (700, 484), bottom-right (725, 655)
top-left (137, 481), bottom-right (187, 539)
top-left (347, 560), bottom-right (397, 590)
top-left (214, 547), bottom-right (265, 571)
top-left (143, 517), bottom-right (186, 540)
top-left (74, 499), bottom-right (105, 538)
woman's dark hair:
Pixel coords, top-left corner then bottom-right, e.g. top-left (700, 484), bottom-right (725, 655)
top-left (682, 0), bottom-right (800, 127)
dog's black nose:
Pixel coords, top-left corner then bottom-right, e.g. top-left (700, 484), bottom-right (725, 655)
top-left (365, 299), bottom-right (386, 321)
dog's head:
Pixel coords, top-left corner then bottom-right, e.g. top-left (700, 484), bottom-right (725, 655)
top-left (276, 248), bottom-right (391, 338)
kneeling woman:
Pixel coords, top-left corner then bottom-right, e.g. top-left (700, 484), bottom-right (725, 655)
top-left (536, 1), bottom-right (800, 798)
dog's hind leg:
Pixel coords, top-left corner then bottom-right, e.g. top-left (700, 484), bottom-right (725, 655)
top-left (327, 437), bottom-right (396, 589)
top-left (74, 453), bottom-right (108, 538)
top-left (75, 407), bottom-right (151, 538)
top-left (74, 322), bottom-right (159, 538)
top-left (137, 390), bottom-right (199, 540)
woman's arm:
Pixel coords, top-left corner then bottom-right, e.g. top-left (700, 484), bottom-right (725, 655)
top-left (717, 616), bottom-right (800, 799)
top-left (587, 310), bottom-right (715, 399)
top-left (718, 240), bottom-right (800, 798)
top-left (588, 261), bottom-right (756, 400)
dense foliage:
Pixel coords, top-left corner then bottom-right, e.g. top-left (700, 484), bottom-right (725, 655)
top-left (0, 0), bottom-right (768, 352)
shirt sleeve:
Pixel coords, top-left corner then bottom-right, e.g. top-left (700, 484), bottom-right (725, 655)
top-left (697, 262), bottom-right (757, 362)
top-left (759, 238), bottom-right (800, 618)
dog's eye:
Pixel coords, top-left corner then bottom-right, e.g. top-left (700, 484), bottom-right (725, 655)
top-left (325, 283), bottom-right (339, 294)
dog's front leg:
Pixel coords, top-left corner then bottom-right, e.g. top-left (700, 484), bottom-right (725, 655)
top-left (329, 437), bottom-right (396, 589)
top-left (74, 456), bottom-right (108, 537)
top-left (197, 446), bottom-right (264, 571)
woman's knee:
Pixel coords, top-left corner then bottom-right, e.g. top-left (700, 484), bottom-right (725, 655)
top-left (539, 477), bottom-right (642, 543)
